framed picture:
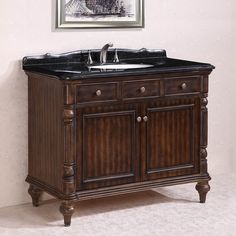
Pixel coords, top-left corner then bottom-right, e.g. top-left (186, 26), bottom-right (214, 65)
top-left (56, 0), bottom-right (144, 29)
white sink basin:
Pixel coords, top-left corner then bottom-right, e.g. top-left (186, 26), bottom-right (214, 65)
top-left (88, 64), bottom-right (154, 70)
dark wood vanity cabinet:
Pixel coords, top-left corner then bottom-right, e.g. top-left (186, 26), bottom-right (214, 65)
top-left (26, 71), bottom-right (212, 226)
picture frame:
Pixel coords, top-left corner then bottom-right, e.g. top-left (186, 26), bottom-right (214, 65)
top-left (56, 0), bottom-right (144, 29)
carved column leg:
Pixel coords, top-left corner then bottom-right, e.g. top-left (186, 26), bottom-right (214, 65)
top-left (28, 184), bottom-right (43, 207)
top-left (61, 107), bottom-right (76, 227)
top-left (59, 201), bottom-right (75, 227)
top-left (196, 181), bottom-right (210, 203)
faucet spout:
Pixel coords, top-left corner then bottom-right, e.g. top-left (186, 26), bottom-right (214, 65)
top-left (100, 43), bottom-right (113, 64)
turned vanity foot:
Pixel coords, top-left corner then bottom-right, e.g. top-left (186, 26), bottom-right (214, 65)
top-left (196, 182), bottom-right (210, 203)
top-left (28, 184), bottom-right (43, 207)
top-left (59, 201), bottom-right (75, 227)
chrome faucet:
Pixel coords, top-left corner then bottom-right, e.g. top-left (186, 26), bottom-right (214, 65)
top-left (100, 43), bottom-right (113, 64)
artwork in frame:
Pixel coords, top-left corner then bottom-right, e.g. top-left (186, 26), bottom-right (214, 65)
top-left (56, 0), bottom-right (144, 29)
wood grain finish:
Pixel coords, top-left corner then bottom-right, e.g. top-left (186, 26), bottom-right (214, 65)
top-left (76, 82), bottom-right (118, 104)
top-left (144, 102), bottom-right (197, 179)
top-left (76, 104), bottom-right (140, 190)
top-left (27, 73), bottom-right (64, 192)
top-left (83, 112), bottom-right (134, 178)
top-left (25, 71), bottom-right (213, 226)
top-left (165, 76), bottom-right (201, 96)
top-left (122, 79), bottom-right (160, 100)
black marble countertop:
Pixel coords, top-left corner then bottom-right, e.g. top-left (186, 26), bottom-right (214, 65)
top-left (23, 49), bottom-right (215, 80)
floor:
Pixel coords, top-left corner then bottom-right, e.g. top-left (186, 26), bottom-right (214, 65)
top-left (0, 173), bottom-right (235, 236)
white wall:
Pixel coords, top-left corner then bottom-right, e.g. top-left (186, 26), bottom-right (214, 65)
top-left (0, 0), bottom-right (235, 208)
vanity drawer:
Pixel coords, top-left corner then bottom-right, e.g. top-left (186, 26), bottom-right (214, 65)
top-left (76, 82), bottom-right (118, 103)
top-left (122, 80), bottom-right (160, 100)
top-left (165, 77), bottom-right (201, 95)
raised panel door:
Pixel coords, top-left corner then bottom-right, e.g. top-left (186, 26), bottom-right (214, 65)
top-left (142, 98), bottom-right (200, 180)
top-left (76, 104), bottom-right (140, 190)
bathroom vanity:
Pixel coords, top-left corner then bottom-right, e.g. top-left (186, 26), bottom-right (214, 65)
top-left (23, 47), bottom-right (214, 226)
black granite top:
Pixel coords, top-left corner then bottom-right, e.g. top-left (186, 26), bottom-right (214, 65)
top-left (22, 48), bottom-right (215, 80)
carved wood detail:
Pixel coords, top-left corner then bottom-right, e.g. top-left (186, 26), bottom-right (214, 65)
top-left (200, 94), bottom-right (209, 175)
top-left (59, 201), bottom-right (75, 227)
top-left (63, 107), bottom-right (76, 196)
top-left (196, 181), bottom-right (210, 203)
top-left (28, 184), bottom-right (43, 207)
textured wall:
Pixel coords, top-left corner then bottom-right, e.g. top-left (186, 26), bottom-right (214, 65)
top-left (0, 0), bottom-right (235, 208)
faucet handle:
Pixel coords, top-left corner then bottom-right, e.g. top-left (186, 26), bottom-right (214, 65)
top-left (113, 49), bottom-right (119, 63)
top-left (87, 50), bottom-right (93, 65)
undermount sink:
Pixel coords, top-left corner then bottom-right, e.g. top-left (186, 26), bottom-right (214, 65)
top-left (88, 63), bottom-right (154, 70)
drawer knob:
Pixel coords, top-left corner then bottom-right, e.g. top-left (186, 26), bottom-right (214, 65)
top-left (181, 83), bottom-right (187, 90)
top-left (140, 87), bottom-right (146, 93)
top-left (136, 116), bottom-right (142, 123)
top-left (143, 116), bottom-right (148, 122)
top-left (95, 90), bottom-right (102, 96)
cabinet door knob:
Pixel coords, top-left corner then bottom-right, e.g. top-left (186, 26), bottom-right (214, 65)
top-left (96, 90), bottom-right (102, 96)
top-left (181, 83), bottom-right (187, 90)
top-left (143, 116), bottom-right (148, 122)
top-left (136, 116), bottom-right (142, 123)
top-left (140, 87), bottom-right (146, 93)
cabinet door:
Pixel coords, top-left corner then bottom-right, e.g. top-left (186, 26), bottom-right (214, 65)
top-left (76, 104), bottom-right (140, 190)
top-left (142, 98), bottom-right (200, 180)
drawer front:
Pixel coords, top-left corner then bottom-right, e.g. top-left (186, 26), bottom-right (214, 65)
top-left (122, 80), bottom-right (160, 100)
top-left (77, 82), bottom-right (118, 103)
top-left (165, 77), bottom-right (201, 95)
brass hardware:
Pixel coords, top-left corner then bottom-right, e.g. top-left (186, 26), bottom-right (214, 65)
top-left (181, 83), bottom-right (187, 90)
top-left (143, 116), bottom-right (148, 122)
top-left (96, 90), bottom-right (102, 96)
top-left (140, 87), bottom-right (146, 93)
top-left (136, 117), bottom-right (142, 123)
